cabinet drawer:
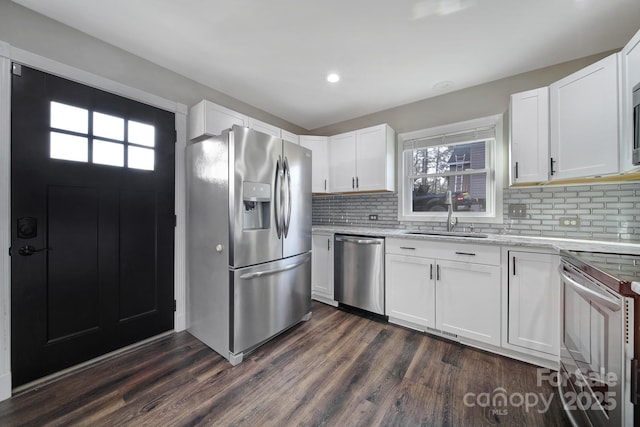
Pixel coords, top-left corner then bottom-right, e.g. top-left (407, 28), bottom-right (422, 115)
top-left (386, 238), bottom-right (500, 265)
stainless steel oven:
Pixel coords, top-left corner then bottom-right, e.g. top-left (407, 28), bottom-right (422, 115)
top-left (559, 251), bottom-right (640, 427)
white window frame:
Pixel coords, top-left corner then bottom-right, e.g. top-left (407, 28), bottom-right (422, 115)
top-left (397, 114), bottom-right (505, 224)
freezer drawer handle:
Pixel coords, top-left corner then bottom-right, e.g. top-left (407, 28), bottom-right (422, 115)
top-left (335, 236), bottom-right (382, 245)
top-left (559, 266), bottom-right (621, 312)
top-left (239, 256), bottom-right (310, 280)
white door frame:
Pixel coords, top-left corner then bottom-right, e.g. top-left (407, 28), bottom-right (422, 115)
top-left (0, 40), bottom-right (188, 401)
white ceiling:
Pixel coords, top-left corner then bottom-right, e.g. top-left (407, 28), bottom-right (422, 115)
top-left (12, 0), bottom-right (640, 130)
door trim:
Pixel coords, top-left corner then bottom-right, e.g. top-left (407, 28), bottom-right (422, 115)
top-left (0, 41), bottom-right (188, 400)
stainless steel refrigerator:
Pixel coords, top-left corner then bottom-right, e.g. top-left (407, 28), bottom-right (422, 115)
top-left (187, 125), bottom-right (312, 365)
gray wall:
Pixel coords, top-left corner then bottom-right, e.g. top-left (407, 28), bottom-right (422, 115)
top-left (0, 1), bottom-right (307, 135)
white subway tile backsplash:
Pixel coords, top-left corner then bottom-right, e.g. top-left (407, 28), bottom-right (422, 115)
top-left (312, 182), bottom-right (640, 240)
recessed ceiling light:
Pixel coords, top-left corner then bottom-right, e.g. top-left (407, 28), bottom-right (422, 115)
top-left (326, 73), bottom-right (340, 83)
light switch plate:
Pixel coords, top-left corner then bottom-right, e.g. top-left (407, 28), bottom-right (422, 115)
top-left (508, 204), bottom-right (527, 219)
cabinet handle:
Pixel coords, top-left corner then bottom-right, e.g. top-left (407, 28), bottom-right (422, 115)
top-left (430, 264), bottom-right (433, 280)
top-left (550, 157), bottom-right (556, 176)
top-left (436, 264), bottom-right (440, 281)
top-left (515, 161), bottom-right (519, 179)
top-left (512, 256), bottom-right (516, 276)
top-left (356, 177), bottom-right (359, 188)
top-left (352, 177), bottom-right (355, 189)
top-left (324, 179), bottom-right (327, 191)
top-left (327, 238), bottom-right (330, 251)
top-left (455, 252), bottom-right (476, 256)
top-left (399, 246), bottom-right (416, 250)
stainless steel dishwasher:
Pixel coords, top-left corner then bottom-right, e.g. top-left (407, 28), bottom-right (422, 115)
top-left (334, 235), bottom-right (385, 315)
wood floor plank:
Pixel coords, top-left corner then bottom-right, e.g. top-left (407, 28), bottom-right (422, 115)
top-left (0, 302), bottom-right (572, 426)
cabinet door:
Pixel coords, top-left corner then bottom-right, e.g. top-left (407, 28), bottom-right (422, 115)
top-left (435, 260), bottom-right (501, 346)
top-left (189, 100), bottom-right (248, 140)
top-left (510, 88), bottom-right (549, 184)
top-left (620, 28), bottom-right (640, 173)
top-left (385, 254), bottom-right (435, 329)
top-left (329, 132), bottom-right (357, 192)
top-left (549, 53), bottom-right (619, 180)
top-left (355, 124), bottom-right (393, 192)
top-left (507, 251), bottom-right (559, 356)
top-left (248, 117), bottom-right (281, 138)
top-left (300, 136), bottom-right (329, 193)
top-left (311, 233), bottom-right (333, 298)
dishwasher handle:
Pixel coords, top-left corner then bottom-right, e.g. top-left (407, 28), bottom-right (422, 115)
top-left (335, 236), bottom-right (382, 245)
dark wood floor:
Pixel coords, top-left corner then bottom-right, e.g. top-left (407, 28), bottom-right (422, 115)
top-left (0, 301), bottom-right (571, 426)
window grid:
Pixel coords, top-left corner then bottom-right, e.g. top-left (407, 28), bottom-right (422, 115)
top-left (48, 101), bottom-right (155, 171)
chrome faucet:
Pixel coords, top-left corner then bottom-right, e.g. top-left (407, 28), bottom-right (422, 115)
top-left (445, 190), bottom-right (457, 232)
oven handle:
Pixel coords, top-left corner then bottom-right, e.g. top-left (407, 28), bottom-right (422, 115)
top-left (559, 266), bottom-right (621, 312)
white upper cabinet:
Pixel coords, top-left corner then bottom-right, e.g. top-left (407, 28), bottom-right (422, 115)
top-left (509, 87), bottom-right (549, 184)
top-left (329, 131), bottom-right (357, 192)
top-left (549, 53), bottom-right (620, 180)
top-left (189, 99), bottom-right (299, 144)
top-left (300, 135), bottom-right (330, 193)
top-left (247, 117), bottom-right (281, 138)
top-left (189, 100), bottom-right (248, 141)
top-left (281, 129), bottom-right (299, 145)
top-left (620, 28), bottom-right (640, 173)
top-left (355, 124), bottom-right (396, 192)
top-left (328, 124), bottom-right (395, 193)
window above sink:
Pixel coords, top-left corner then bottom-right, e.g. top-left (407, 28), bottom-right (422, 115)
top-left (397, 115), bottom-right (505, 224)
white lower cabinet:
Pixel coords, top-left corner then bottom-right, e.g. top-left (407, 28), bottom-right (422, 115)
top-left (385, 254), bottom-right (435, 329)
top-left (435, 260), bottom-right (501, 346)
top-left (311, 232), bottom-right (336, 305)
top-left (385, 238), bottom-right (501, 346)
top-left (505, 250), bottom-right (559, 357)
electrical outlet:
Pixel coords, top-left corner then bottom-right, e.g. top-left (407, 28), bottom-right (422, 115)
top-left (559, 217), bottom-right (580, 227)
top-left (508, 204), bottom-right (527, 219)
top-left (369, 214), bottom-right (378, 221)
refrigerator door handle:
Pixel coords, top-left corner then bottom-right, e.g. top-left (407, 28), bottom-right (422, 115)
top-left (283, 156), bottom-right (292, 238)
top-left (274, 156), bottom-right (283, 239)
top-left (239, 255), bottom-right (310, 279)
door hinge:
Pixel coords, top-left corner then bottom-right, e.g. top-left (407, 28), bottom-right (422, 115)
top-left (11, 63), bottom-right (22, 76)
top-left (173, 299), bottom-right (177, 312)
top-left (8, 246), bottom-right (12, 257)
top-left (173, 214), bottom-right (177, 227)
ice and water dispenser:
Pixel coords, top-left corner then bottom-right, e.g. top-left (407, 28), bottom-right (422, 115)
top-left (242, 181), bottom-right (271, 230)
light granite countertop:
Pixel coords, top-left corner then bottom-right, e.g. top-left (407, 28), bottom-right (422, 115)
top-left (312, 225), bottom-right (640, 255)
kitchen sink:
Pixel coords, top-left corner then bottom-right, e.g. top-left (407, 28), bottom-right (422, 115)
top-left (403, 231), bottom-right (489, 238)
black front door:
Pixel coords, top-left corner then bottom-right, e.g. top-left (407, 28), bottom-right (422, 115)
top-left (10, 65), bottom-right (175, 387)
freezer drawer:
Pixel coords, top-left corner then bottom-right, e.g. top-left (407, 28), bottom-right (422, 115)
top-left (334, 235), bottom-right (385, 315)
top-left (231, 252), bottom-right (311, 354)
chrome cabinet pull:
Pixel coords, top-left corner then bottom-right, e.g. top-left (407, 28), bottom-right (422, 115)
top-left (399, 246), bottom-right (415, 250)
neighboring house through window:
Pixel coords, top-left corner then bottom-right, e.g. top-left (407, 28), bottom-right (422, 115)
top-left (398, 114), bottom-right (505, 223)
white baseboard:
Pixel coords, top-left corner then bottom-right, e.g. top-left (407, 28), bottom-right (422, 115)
top-left (311, 294), bottom-right (338, 307)
top-left (0, 371), bottom-right (11, 402)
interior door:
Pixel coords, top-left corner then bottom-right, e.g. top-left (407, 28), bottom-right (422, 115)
top-left (10, 65), bottom-right (175, 387)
